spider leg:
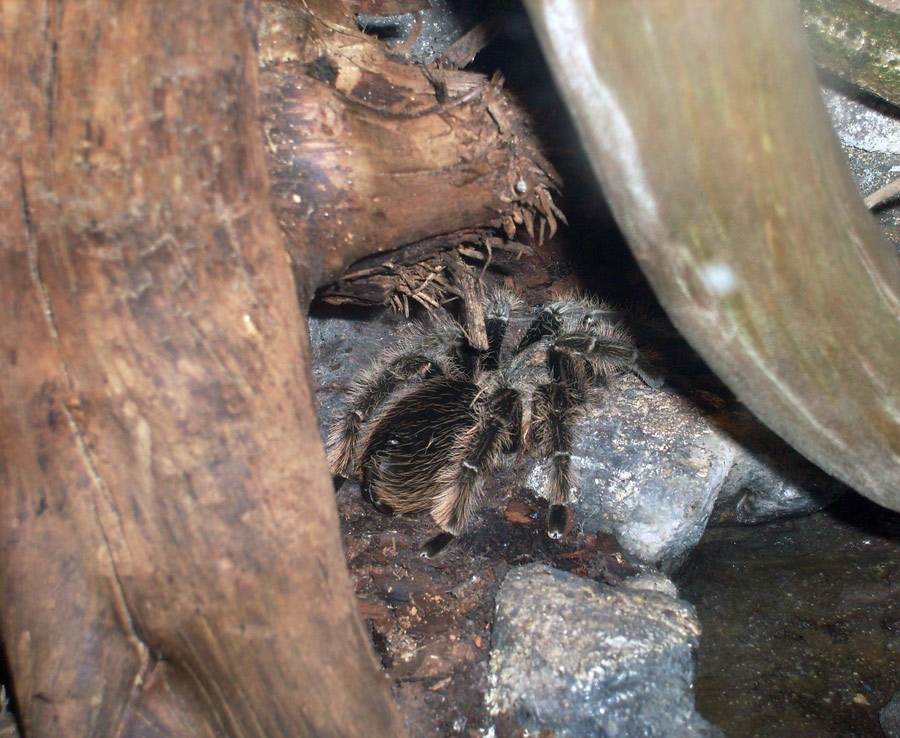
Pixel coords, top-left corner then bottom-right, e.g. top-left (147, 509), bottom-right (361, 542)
top-left (483, 300), bottom-right (510, 371)
top-left (513, 296), bottom-right (622, 355)
top-left (514, 304), bottom-right (563, 354)
top-left (529, 326), bottom-right (661, 538)
top-left (482, 287), bottom-right (522, 370)
top-left (499, 395), bottom-right (523, 454)
top-left (633, 355), bottom-right (665, 389)
top-left (326, 353), bottom-right (444, 479)
top-left (423, 387), bottom-right (522, 556)
top-left (530, 382), bottom-right (583, 539)
top-left (420, 531), bottom-right (456, 558)
top-left (551, 333), bottom-right (663, 388)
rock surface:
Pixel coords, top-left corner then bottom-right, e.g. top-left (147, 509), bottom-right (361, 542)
top-left (708, 406), bottom-right (848, 525)
top-left (488, 563), bottom-right (722, 738)
top-left (309, 307), bottom-right (405, 442)
top-left (882, 690), bottom-right (900, 738)
top-left (823, 83), bottom-right (900, 249)
top-left (525, 378), bottom-right (733, 572)
top-left (523, 376), bottom-right (847, 571)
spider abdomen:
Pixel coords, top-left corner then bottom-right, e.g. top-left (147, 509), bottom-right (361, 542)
top-left (359, 377), bottom-right (479, 515)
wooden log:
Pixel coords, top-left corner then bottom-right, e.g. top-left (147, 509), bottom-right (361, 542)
top-left (524, 0), bottom-right (900, 512)
top-left (258, 0), bottom-right (559, 291)
top-left (0, 1), bottom-right (405, 736)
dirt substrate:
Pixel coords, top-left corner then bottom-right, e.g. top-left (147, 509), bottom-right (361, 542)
top-left (336, 470), bottom-right (641, 738)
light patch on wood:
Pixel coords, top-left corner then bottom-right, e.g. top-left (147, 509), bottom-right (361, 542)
top-left (701, 262), bottom-right (737, 295)
top-left (242, 313), bottom-right (260, 337)
top-left (124, 400), bottom-right (154, 501)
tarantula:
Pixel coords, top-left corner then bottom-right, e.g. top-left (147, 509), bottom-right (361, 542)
top-left (327, 289), bottom-right (663, 557)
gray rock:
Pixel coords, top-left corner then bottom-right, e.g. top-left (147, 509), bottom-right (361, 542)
top-left (882, 690), bottom-right (900, 738)
top-left (525, 379), bottom-right (733, 572)
top-left (621, 570), bottom-right (680, 599)
top-left (357, 0), bottom-right (484, 65)
top-left (708, 406), bottom-right (849, 525)
top-left (822, 84), bottom-right (900, 250)
top-left (308, 309), bottom-right (404, 443)
top-left (488, 563), bottom-right (722, 738)
top-left (529, 382), bottom-right (849, 567)
top-left (823, 86), bottom-right (900, 156)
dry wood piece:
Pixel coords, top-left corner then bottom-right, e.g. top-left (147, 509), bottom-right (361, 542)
top-left (0, 0), bottom-right (562, 734)
top-left (259, 1), bottom-right (560, 303)
top-left (865, 176), bottom-right (900, 211)
top-left (0, 1), bottom-right (406, 736)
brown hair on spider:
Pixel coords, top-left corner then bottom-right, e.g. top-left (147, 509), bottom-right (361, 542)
top-left (327, 288), bottom-right (663, 557)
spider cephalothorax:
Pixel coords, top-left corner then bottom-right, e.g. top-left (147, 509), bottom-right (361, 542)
top-left (327, 289), bottom-right (663, 556)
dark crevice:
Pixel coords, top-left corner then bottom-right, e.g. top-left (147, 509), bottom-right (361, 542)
top-left (17, 160), bottom-right (33, 241)
top-left (0, 639), bottom-right (23, 738)
top-left (43, 0), bottom-right (63, 143)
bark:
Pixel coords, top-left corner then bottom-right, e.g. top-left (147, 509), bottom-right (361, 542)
top-left (524, 0), bottom-right (900, 513)
top-left (258, 0), bottom-right (560, 296)
top-left (0, 1), bottom-right (405, 736)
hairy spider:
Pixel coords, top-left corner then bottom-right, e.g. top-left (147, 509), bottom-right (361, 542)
top-left (327, 289), bottom-right (663, 557)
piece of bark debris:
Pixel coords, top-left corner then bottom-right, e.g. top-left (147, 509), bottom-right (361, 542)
top-left (504, 499), bottom-right (538, 525)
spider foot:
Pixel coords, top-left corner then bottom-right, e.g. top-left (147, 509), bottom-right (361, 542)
top-left (361, 470), bottom-right (395, 515)
top-left (547, 504), bottom-right (569, 539)
top-left (420, 531), bottom-right (455, 558)
top-left (635, 359), bottom-right (665, 389)
top-left (361, 487), bottom-right (394, 515)
top-left (332, 474), bottom-right (347, 492)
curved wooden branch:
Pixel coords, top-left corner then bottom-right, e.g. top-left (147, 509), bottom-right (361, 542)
top-left (524, 0), bottom-right (900, 512)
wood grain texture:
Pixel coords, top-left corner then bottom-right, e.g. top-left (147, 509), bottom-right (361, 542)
top-left (0, 1), bottom-right (405, 736)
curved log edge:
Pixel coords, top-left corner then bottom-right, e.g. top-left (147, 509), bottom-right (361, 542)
top-left (523, 0), bottom-right (900, 512)
top-left (0, 1), bottom-right (405, 736)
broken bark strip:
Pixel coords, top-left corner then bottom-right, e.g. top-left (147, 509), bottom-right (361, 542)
top-left (315, 231), bottom-right (533, 309)
top-left (0, 1), bottom-right (405, 736)
top-left (525, 0), bottom-right (900, 513)
top-left (259, 0), bottom-right (559, 295)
